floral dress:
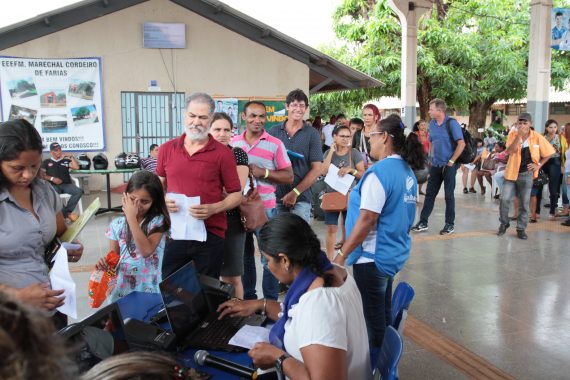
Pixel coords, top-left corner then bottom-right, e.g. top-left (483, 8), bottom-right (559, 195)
top-left (105, 215), bottom-right (166, 302)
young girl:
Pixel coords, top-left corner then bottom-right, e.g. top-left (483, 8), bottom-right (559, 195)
top-left (96, 170), bottom-right (170, 302)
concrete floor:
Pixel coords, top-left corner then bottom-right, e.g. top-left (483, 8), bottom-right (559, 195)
top-left (69, 177), bottom-right (570, 379)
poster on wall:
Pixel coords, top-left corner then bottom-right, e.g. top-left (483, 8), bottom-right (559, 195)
top-left (551, 8), bottom-right (570, 50)
top-left (214, 98), bottom-right (239, 127)
top-left (0, 56), bottom-right (105, 151)
top-left (237, 100), bottom-right (287, 133)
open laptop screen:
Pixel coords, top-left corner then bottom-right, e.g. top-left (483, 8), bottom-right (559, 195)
top-left (159, 261), bottom-right (209, 341)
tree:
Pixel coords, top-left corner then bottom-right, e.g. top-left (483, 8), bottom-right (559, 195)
top-left (313, 0), bottom-right (570, 133)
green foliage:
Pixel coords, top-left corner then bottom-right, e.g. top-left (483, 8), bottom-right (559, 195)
top-left (314, 0), bottom-right (570, 124)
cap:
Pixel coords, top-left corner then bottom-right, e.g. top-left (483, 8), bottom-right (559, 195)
top-left (49, 142), bottom-right (61, 151)
top-left (518, 112), bottom-right (532, 122)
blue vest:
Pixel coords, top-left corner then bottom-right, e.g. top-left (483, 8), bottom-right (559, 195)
top-left (345, 157), bottom-right (417, 277)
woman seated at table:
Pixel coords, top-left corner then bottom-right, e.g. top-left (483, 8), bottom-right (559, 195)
top-left (217, 213), bottom-right (371, 380)
top-left (0, 119), bottom-right (83, 329)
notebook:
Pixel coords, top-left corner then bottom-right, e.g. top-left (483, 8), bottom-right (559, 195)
top-left (159, 261), bottom-right (266, 352)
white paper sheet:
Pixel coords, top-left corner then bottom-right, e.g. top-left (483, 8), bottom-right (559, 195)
top-left (228, 325), bottom-right (271, 349)
top-left (49, 245), bottom-right (77, 319)
top-left (324, 164), bottom-right (355, 195)
top-left (167, 193), bottom-right (207, 241)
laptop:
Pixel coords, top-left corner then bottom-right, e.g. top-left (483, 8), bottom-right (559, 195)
top-left (159, 261), bottom-right (266, 352)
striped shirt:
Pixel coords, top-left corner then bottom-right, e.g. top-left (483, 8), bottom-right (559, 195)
top-left (140, 157), bottom-right (157, 173)
top-left (231, 130), bottom-right (291, 209)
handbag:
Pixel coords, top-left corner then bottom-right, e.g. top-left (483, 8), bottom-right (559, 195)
top-left (481, 156), bottom-right (496, 171)
top-left (321, 192), bottom-right (348, 212)
top-left (239, 173), bottom-right (268, 232)
top-left (533, 170), bottom-right (549, 188)
top-left (321, 150), bottom-right (352, 212)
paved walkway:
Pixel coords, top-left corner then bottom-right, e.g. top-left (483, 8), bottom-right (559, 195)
top-left (69, 181), bottom-right (569, 379)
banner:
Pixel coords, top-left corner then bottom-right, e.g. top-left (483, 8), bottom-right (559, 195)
top-left (0, 57), bottom-right (105, 151)
top-left (551, 8), bottom-right (570, 50)
top-left (237, 100), bottom-right (287, 133)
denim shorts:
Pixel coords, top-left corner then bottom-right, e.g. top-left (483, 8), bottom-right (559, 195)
top-left (324, 210), bottom-right (347, 225)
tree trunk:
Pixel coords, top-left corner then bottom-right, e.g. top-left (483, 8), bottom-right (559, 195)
top-left (468, 100), bottom-right (495, 137)
top-left (417, 75), bottom-right (432, 121)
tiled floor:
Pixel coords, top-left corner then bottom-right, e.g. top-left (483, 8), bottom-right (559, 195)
top-left (70, 177), bottom-right (570, 379)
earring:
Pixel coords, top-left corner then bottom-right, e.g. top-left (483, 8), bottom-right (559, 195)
top-left (285, 265), bottom-right (290, 272)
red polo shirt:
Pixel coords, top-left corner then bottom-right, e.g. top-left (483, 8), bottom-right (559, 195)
top-left (156, 134), bottom-right (241, 238)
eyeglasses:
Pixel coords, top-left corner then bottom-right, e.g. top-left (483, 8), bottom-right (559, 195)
top-left (288, 103), bottom-right (307, 109)
top-left (337, 135), bottom-right (351, 138)
top-left (370, 131), bottom-right (393, 139)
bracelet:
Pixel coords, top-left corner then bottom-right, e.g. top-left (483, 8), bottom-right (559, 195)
top-left (448, 159), bottom-right (455, 164)
top-left (292, 187), bottom-right (301, 196)
top-left (264, 168), bottom-right (270, 179)
top-left (261, 298), bottom-right (267, 316)
top-left (336, 248), bottom-right (345, 257)
top-left (352, 169), bottom-right (358, 175)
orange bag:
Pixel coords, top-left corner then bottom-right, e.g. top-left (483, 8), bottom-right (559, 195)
top-left (88, 251), bottom-right (120, 308)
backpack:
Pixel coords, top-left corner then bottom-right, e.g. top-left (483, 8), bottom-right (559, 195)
top-left (445, 118), bottom-right (476, 164)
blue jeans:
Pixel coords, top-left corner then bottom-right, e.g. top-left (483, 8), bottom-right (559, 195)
top-left (353, 262), bottom-right (393, 348)
top-left (51, 183), bottom-right (82, 218)
top-left (419, 164), bottom-right (458, 225)
top-left (499, 171), bottom-right (533, 230)
top-left (242, 208), bottom-right (279, 300)
top-left (564, 171), bottom-right (570, 207)
top-left (275, 201), bottom-right (312, 223)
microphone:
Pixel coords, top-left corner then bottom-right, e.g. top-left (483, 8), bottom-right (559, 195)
top-left (194, 350), bottom-right (258, 379)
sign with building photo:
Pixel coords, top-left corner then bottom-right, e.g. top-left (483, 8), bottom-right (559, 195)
top-left (0, 56), bottom-right (105, 151)
top-left (551, 8), bottom-right (570, 50)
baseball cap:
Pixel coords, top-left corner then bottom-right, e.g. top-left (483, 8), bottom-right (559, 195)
top-left (49, 142), bottom-right (61, 151)
top-left (518, 112), bottom-right (532, 122)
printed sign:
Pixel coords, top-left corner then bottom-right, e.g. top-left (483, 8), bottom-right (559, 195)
top-left (0, 56), bottom-right (105, 151)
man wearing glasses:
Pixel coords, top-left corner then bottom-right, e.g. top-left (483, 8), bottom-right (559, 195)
top-left (497, 112), bottom-right (554, 239)
top-left (268, 89), bottom-right (322, 222)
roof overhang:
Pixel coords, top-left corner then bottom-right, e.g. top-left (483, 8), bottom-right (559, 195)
top-left (0, 0), bottom-right (382, 94)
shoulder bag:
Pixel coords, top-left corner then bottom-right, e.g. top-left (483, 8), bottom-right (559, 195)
top-left (239, 172), bottom-right (268, 232)
top-left (321, 150), bottom-right (352, 212)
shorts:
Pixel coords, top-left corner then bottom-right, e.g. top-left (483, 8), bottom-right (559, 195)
top-left (324, 210), bottom-right (347, 226)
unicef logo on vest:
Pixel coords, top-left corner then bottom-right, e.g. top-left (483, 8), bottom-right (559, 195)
top-left (404, 175), bottom-right (416, 203)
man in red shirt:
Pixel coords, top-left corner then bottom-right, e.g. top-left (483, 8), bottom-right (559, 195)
top-left (156, 92), bottom-right (242, 277)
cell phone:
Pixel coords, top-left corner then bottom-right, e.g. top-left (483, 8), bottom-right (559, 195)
top-left (44, 237), bottom-right (62, 269)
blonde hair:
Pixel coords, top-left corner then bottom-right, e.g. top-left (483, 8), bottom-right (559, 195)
top-left (81, 352), bottom-right (187, 380)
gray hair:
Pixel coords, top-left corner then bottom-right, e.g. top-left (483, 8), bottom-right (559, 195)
top-left (429, 98), bottom-right (447, 112)
top-left (185, 92), bottom-right (216, 115)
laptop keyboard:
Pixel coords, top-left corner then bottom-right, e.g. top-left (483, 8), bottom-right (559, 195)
top-left (190, 316), bottom-right (245, 348)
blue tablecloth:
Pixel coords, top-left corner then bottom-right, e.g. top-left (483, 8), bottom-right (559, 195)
top-left (116, 291), bottom-right (254, 379)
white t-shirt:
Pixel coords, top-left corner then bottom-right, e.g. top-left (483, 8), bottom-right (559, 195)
top-left (322, 124), bottom-right (335, 146)
top-left (283, 268), bottom-right (372, 380)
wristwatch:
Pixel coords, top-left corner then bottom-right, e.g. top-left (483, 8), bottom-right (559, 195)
top-left (275, 353), bottom-right (292, 375)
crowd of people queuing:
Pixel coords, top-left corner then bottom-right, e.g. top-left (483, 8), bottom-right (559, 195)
top-left (1, 89), bottom-right (569, 379)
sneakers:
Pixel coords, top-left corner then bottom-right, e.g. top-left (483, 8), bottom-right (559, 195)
top-left (497, 223), bottom-right (510, 236)
top-left (439, 224), bottom-right (455, 235)
top-left (516, 229), bottom-right (528, 240)
top-left (411, 222), bottom-right (428, 233)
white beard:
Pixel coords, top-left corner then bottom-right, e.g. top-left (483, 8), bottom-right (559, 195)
top-left (185, 125), bottom-right (208, 141)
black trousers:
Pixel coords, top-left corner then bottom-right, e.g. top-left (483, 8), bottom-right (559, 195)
top-left (162, 232), bottom-right (225, 279)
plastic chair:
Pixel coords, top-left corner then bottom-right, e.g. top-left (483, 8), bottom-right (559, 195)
top-left (373, 326), bottom-right (403, 380)
top-left (59, 177), bottom-right (84, 215)
top-left (390, 282), bottom-right (415, 333)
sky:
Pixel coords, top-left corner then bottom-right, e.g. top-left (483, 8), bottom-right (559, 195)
top-left (0, 0), bottom-right (342, 49)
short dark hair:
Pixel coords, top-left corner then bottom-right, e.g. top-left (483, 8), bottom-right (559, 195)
top-left (336, 113), bottom-right (346, 120)
top-left (556, 11), bottom-right (563, 17)
top-left (285, 89), bottom-right (309, 106)
top-left (332, 125), bottom-right (350, 136)
top-left (149, 144), bottom-right (159, 151)
top-left (349, 117), bottom-right (364, 127)
top-left (243, 101), bottom-right (266, 115)
top-left (0, 119), bottom-right (44, 190)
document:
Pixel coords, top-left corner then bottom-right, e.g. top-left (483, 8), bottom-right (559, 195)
top-left (228, 325), bottom-right (271, 349)
top-left (167, 193), bottom-right (207, 241)
top-left (60, 198), bottom-right (101, 242)
top-left (49, 245), bottom-right (77, 319)
top-left (324, 164), bottom-right (354, 195)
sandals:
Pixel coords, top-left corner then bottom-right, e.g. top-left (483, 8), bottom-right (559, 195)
top-left (529, 218), bottom-right (537, 223)
top-left (334, 241), bottom-right (344, 250)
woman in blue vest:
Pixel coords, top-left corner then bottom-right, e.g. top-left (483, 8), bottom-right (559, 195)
top-left (334, 114), bottom-right (425, 350)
